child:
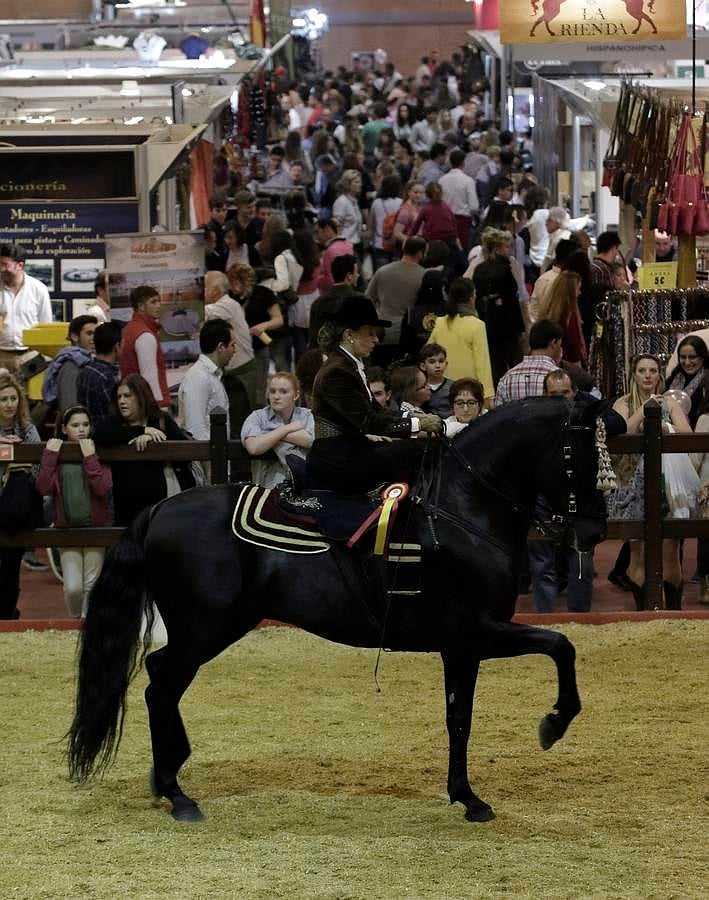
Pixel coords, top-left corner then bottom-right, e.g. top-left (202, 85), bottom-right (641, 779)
top-left (36, 405), bottom-right (112, 619)
top-left (419, 343), bottom-right (453, 417)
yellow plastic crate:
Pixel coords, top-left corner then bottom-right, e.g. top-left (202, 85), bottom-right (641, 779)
top-left (22, 323), bottom-right (69, 358)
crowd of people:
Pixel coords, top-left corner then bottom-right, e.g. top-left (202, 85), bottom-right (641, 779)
top-left (0, 53), bottom-right (702, 620)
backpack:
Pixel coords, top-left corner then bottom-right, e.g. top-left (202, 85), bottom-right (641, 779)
top-left (381, 203), bottom-right (401, 253)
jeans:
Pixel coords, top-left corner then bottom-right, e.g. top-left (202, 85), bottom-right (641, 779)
top-left (528, 540), bottom-right (594, 613)
top-left (60, 547), bottom-right (105, 618)
top-left (269, 335), bottom-right (292, 374)
top-left (373, 249), bottom-right (395, 271)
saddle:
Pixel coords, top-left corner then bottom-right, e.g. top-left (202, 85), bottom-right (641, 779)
top-left (230, 456), bottom-right (423, 597)
top-left (277, 455), bottom-right (380, 541)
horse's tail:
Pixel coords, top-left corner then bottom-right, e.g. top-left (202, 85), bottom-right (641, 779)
top-left (67, 507), bottom-right (154, 782)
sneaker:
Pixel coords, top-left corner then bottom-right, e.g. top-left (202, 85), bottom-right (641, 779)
top-left (22, 551), bottom-right (48, 572)
top-left (47, 546), bottom-right (63, 582)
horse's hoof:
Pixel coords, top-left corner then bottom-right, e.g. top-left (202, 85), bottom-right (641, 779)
top-left (539, 711), bottom-right (565, 750)
top-left (171, 799), bottom-right (204, 823)
top-left (148, 767), bottom-right (160, 798)
top-left (464, 801), bottom-right (496, 823)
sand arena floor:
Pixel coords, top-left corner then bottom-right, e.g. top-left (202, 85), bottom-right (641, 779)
top-left (2, 622), bottom-right (707, 899)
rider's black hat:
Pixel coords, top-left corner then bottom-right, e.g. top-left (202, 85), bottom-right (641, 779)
top-left (329, 294), bottom-right (392, 330)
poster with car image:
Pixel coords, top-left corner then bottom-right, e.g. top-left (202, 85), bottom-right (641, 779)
top-left (60, 258), bottom-right (104, 292)
top-left (105, 231), bottom-right (204, 365)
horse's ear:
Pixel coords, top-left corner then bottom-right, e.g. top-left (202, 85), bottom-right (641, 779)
top-left (572, 398), bottom-right (608, 425)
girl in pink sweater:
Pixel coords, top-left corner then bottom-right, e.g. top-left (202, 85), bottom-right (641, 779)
top-left (36, 405), bottom-right (112, 619)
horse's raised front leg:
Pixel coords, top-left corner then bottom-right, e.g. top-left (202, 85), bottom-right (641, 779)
top-left (145, 646), bottom-right (203, 823)
top-left (479, 620), bottom-right (581, 750)
top-left (441, 650), bottom-right (495, 823)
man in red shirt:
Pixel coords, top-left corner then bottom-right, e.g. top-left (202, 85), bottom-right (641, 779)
top-left (119, 285), bottom-right (170, 409)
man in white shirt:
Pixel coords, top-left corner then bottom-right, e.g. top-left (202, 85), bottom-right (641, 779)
top-left (410, 107), bottom-right (440, 152)
top-left (178, 318), bottom-right (234, 442)
top-left (439, 148), bottom-right (479, 250)
top-left (0, 242), bottom-right (52, 373)
top-left (204, 270), bottom-right (257, 435)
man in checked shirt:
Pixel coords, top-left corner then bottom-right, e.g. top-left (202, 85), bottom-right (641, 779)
top-left (494, 319), bottom-right (563, 406)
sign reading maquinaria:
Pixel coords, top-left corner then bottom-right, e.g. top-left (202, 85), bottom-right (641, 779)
top-left (500, 0), bottom-right (687, 44)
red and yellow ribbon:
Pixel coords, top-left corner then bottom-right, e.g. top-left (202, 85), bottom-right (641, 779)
top-left (373, 483), bottom-right (408, 557)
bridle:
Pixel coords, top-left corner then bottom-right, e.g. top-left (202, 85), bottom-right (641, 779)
top-left (413, 416), bottom-right (600, 555)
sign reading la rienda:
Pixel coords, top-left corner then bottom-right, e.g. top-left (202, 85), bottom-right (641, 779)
top-left (499, 0), bottom-right (687, 44)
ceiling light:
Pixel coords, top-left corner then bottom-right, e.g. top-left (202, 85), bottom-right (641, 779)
top-left (583, 80), bottom-right (606, 91)
top-left (71, 117), bottom-right (89, 124)
top-left (181, 87), bottom-right (193, 97)
top-left (124, 116), bottom-right (144, 125)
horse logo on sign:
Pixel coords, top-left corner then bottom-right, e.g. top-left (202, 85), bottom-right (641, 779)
top-left (529, 0), bottom-right (658, 37)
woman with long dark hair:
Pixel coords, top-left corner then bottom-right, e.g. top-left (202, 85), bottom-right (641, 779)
top-left (561, 249), bottom-right (594, 349)
top-left (393, 103), bottom-right (414, 142)
top-left (666, 335), bottom-right (709, 428)
top-left (0, 373), bottom-right (40, 619)
top-left (537, 270), bottom-right (586, 367)
top-left (290, 229), bottom-right (322, 362)
top-left (93, 374), bottom-right (196, 527)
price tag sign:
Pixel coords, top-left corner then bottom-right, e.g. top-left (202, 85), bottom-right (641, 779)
top-left (637, 262), bottom-right (678, 291)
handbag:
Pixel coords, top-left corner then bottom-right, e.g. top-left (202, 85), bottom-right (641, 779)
top-left (0, 464), bottom-right (44, 533)
top-left (658, 113), bottom-right (709, 236)
top-left (277, 287), bottom-right (299, 309)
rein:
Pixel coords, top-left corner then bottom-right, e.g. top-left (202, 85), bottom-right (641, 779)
top-left (413, 418), bottom-right (593, 554)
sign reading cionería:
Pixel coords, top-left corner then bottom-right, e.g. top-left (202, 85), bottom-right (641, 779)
top-left (500, 0), bottom-right (687, 44)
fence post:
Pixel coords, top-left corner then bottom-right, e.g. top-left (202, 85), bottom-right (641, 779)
top-left (642, 400), bottom-right (664, 609)
top-left (209, 411), bottom-right (228, 485)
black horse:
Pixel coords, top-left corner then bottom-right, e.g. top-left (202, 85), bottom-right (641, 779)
top-left (67, 399), bottom-right (607, 823)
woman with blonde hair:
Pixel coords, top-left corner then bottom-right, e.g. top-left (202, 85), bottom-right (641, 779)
top-left (332, 169), bottom-right (364, 255)
top-left (392, 180), bottom-right (425, 245)
top-left (472, 227), bottom-right (525, 384)
top-left (609, 354), bottom-right (691, 609)
top-left (537, 269), bottom-right (586, 366)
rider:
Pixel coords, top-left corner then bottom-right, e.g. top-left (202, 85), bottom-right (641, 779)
top-left (307, 294), bottom-right (443, 494)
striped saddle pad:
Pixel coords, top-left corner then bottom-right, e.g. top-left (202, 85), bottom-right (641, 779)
top-left (231, 483), bottom-right (330, 555)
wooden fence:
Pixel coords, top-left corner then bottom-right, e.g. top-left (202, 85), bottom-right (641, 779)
top-left (1, 404), bottom-right (707, 610)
